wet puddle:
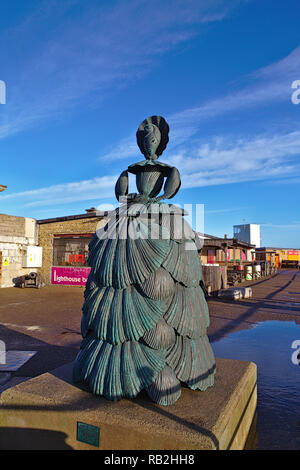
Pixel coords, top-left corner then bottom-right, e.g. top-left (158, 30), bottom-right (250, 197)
top-left (211, 320), bottom-right (300, 449)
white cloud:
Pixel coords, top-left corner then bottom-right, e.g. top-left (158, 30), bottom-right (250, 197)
top-left (2, 127), bottom-right (300, 210)
top-left (101, 136), bottom-right (140, 161)
top-left (165, 130), bottom-right (300, 188)
top-left (0, 175), bottom-right (117, 208)
top-left (206, 207), bottom-right (248, 214)
top-left (169, 45), bottom-right (300, 128)
top-left (0, 0), bottom-right (238, 140)
top-left (261, 222), bottom-right (300, 230)
top-left (99, 44), bottom-right (300, 162)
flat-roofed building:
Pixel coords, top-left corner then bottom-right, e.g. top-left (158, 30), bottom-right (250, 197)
top-left (233, 224), bottom-right (261, 249)
top-left (0, 214), bottom-right (39, 287)
top-left (37, 208), bottom-right (107, 285)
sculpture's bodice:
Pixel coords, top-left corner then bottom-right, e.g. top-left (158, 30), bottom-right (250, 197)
top-left (136, 167), bottom-right (164, 197)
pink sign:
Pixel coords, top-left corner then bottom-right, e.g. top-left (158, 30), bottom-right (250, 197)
top-left (51, 266), bottom-right (91, 286)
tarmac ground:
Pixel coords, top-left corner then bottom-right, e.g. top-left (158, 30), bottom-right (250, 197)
top-left (0, 269), bottom-right (299, 385)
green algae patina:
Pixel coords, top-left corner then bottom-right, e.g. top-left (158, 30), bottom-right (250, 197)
top-left (73, 116), bottom-right (216, 405)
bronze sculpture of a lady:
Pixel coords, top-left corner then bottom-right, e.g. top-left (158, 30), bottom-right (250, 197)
top-left (73, 116), bottom-right (216, 405)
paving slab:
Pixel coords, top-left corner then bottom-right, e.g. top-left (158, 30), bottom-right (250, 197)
top-left (0, 351), bottom-right (37, 372)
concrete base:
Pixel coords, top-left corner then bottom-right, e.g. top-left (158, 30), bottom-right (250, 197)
top-left (0, 358), bottom-right (257, 450)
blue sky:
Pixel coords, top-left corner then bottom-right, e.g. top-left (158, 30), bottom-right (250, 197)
top-left (0, 0), bottom-right (300, 247)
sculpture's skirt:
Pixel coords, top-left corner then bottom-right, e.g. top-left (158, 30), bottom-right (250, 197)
top-left (73, 202), bottom-right (216, 405)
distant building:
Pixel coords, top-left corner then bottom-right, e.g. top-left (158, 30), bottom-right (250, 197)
top-left (0, 209), bottom-right (108, 288)
top-left (233, 224), bottom-right (261, 248)
top-left (37, 208), bottom-right (107, 285)
top-left (256, 247), bottom-right (300, 268)
top-left (197, 232), bottom-right (255, 293)
top-left (197, 232), bottom-right (255, 264)
top-left (0, 214), bottom-right (39, 287)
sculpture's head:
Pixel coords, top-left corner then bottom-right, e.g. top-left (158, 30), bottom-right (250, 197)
top-left (136, 116), bottom-right (169, 159)
top-left (143, 123), bottom-right (161, 159)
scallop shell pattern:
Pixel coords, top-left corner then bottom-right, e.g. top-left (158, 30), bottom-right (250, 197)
top-left (162, 240), bottom-right (202, 287)
top-left (146, 365), bottom-right (181, 406)
top-left (139, 267), bottom-right (174, 300)
top-left (164, 284), bottom-right (209, 338)
top-left (142, 318), bottom-right (176, 350)
top-left (92, 213), bottom-right (170, 249)
top-left (73, 338), bottom-right (166, 400)
top-left (88, 217), bottom-right (171, 289)
top-left (82, 285), bottom-right (165, 344)
top-left (166, 335), bottom-right (216, 391)
top-left (84, 271), bottom-right (98, 298)
top-left (160, 213), bottom-right (194, 242)
top-left (126, 201), bottom-right (188, 217)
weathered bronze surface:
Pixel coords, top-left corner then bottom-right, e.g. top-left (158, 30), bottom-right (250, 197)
top-left (73, 115), bottom-right (216, 405)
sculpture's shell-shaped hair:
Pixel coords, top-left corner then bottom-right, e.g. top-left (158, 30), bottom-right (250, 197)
top-left (136, 116), bottom-right (169, 157)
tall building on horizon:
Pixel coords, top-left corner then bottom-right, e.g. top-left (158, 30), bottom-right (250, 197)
top-left (233, 223), bottom-right (261, 248)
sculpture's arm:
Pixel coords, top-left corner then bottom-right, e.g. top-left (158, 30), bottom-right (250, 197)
top-left (115, 170), bottom-right (128, 201)
top-left (157, 166), bottom-right (181, 200)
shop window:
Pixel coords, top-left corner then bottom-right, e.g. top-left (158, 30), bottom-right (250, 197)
top-left (53, 236), bottom-right (92, 267)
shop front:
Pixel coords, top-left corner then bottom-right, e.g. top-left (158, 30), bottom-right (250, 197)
top-left (51, 234), bottom-right (92, 286)
top-left (37, 209), bottom-right (107, 285)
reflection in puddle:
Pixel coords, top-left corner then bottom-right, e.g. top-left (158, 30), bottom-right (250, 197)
top-left (211, 320), bottom-right (300, 450)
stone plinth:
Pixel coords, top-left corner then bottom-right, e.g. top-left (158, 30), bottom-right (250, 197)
top-left (0, 358), bottom-right (257, 450)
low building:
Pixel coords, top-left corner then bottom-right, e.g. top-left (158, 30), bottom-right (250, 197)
top-left (199, 233), bottom-right (255, 265)
top-left (37, 209), bottom-right (107, 285)
top-left (256, 247), bottom-right (300, 268)
top-left (197, 233), bottom-right (255, 293)
top-left (0, 214), bottom-right (39, 287)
